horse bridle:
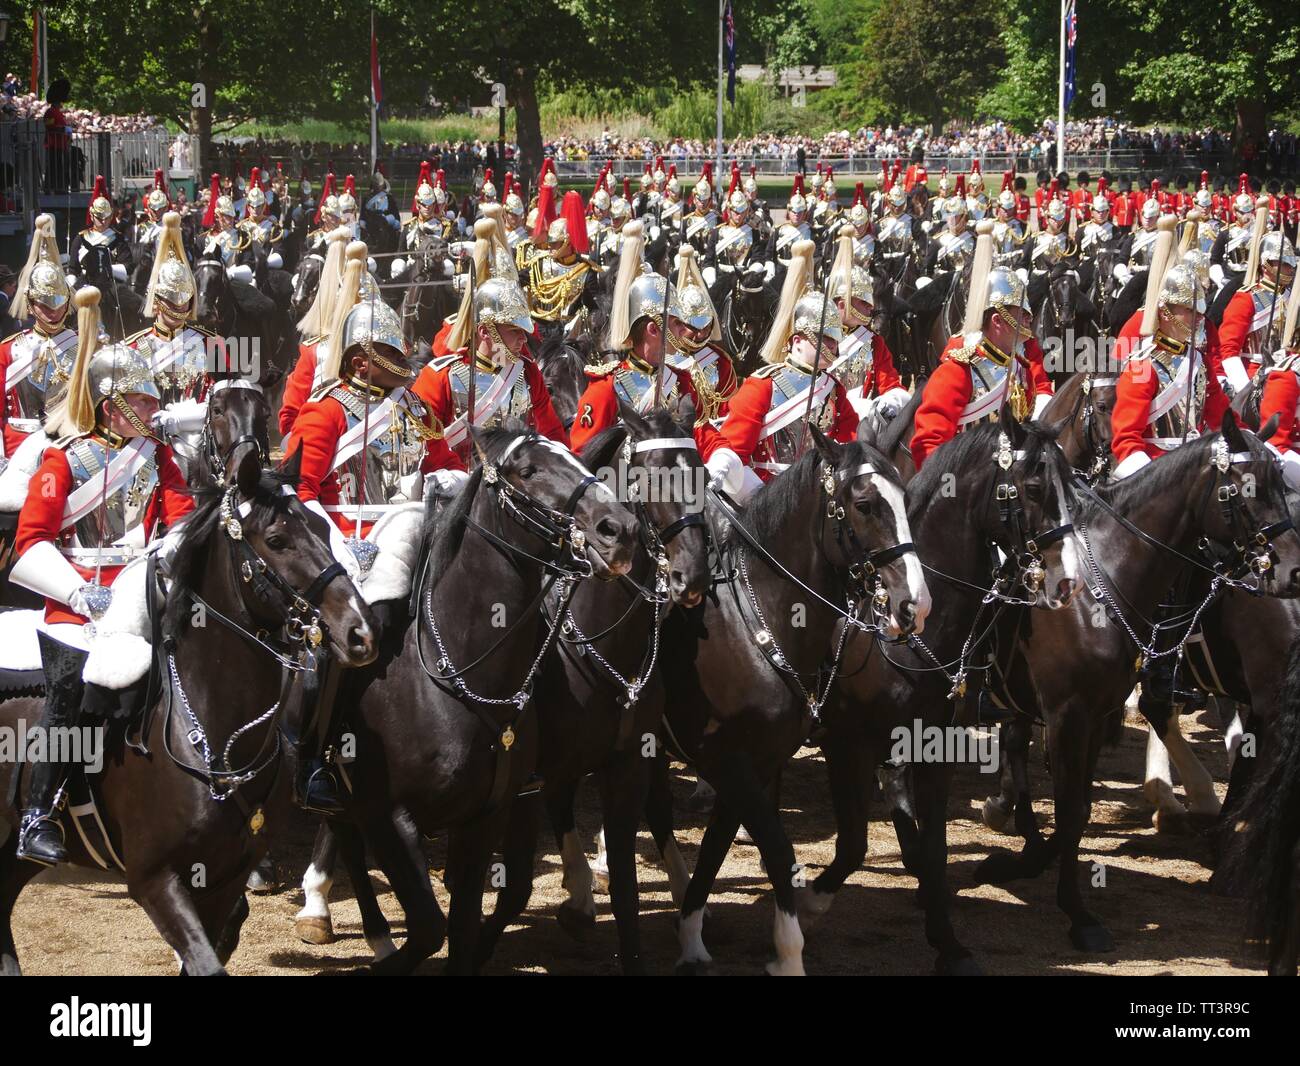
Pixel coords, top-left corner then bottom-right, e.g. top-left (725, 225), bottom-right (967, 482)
top-left (200, 378), bottom-right (267, 488)
top-left (991, 432), bottom-right (1074, 600)
top-left (820, 461), bottom-right (915, 616)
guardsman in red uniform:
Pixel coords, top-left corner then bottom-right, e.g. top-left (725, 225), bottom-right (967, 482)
top-left (1210, 175), bottom-right (1258, 285)
top-left (1217, 231), bottom-right (1295, 393)
top-left (1070, 170), bottom-right (1093, 225)
top-left (1014, 175), bottom-right (1032, 226)
top-left (826, 225), bottom-right (909, 435)
top-left (10, 287), bottom-right (194, 865)
top-left (412, 225), bottom-right (567, 467)
top-left (1112, 179), bottom-right (1135, 232)
top-left (280, 227), bottom-right (350, 435)
top-left (666, 244), bottom-right (739, 420)
top-left (718, 239), bottom-right (856, 489)
top-left (911, 258), bottom-right (1044, 471)
top-left (566, 221), bottom-right (744, 494)
top-left (1110, 219), bottom-right (1229, 479)
top-left (0, 214), bottom-right (77, 459)
top-left (1257, 298), bottom-right (1300, 486)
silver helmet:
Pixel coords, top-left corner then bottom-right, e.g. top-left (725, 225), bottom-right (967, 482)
top-left (154, 251), bottom-right (196, 308)
top-left (672, 279), bottom-right (714, 333)
top-left (985, 267), bottom-right (1030, 315)
top-left (88, 342), bottom-right (161, 404)
top-left (792, 291), bottom-right (844, 344)
top-left (474, 277), bottom-right (534, 334)
top-left (1260, 231), bottom-right (1298, 269)
top-left (340, 298), bottom-right (407, 363)
top-left (1158, 263), bottom-right (1206, 313)
top-left (27, 259), bottom-right (72, 315)
top-left (626, 269), bottom-right (672, 333)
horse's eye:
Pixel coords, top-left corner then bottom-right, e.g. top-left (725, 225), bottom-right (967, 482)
top-left (519, 465), bottom-right (536, 479)
top-left (1025, 479), bottom-right (1044, 502)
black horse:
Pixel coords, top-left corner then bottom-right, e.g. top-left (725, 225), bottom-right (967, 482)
top-left (194, 248), bottom-right (294, 396)
top-left (398, 229), bottom-right (457, 363)
top-left (0, 450), bottom-right (377, 975)
top-left (310, 424), bottom-right (639, 974)
top-left (78, 244), bottom-right (146, 340)
top-left (717, 272), bottom-right (776, 376)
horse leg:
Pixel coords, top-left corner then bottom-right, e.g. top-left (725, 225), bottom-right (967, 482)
top-left (981, 724), bottom-right (1018, 832)
top-left (911, 762), bottom-right (980, 975)
top-left (477, 793), bottom-right (541, 969)
top-left (675, 798), bottom-right (741, 975)
top-left (213, 892), bottom-right (250, 966)
top-left (364, 813), bottom-right (446, 976)
top-left (295, 821), bottom-right (338, 944)
top-left (806, 729), bottom-right (873, 924)
top-left (645, 749), bottom-right (690, 909)
top-left (596, 749), bottom-right (651, 975)
top-left (332, 818), bottom-right (396, 961)
top-left (0, 837), bottom-right (42, 975)
top-left (1269, 842), bottom-right (1300, 977)
top-left (131, 870), bottom-right (227, 976)
top-left (545, 777), bottom-right (597, 937)
top-left (444, 811), bottom-right (510, 976)
top-left (1158, 707), bottom-right (1221, 821)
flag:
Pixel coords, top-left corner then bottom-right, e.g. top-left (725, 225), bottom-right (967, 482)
top-left (723, 0), bottom-right (737, 107)
top-left (1063, 0), bottom-right (1078, 110)
top-left (370, 12), bottom-right (383, 114)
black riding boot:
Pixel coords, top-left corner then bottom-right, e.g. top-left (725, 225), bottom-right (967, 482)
top-left (16, 633), bottom-right (90, 866)
top-left (289, 655), bottom-right (346, 816)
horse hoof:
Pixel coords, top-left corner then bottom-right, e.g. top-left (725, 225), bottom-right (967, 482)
top-left (1152, 807), bottom-right (1192, 835)
top-left (764, 957), bottom-right (806, 976)
top-left (674, 959), bottom-right (712, 976)
top-left (1069, 923), bottom-right (1115, 953)
top-left (556, 903), bottom-right (597, 940)
top-left (794, 886), bottom-right (834, 931)
top-left (295, 915), bottom-right (336, 945)
top-left (591, 868), bottom-right (610, 895)
top-left (936, 953), bottom-right (984, 976)
top-left (972, 851), bottom-right (1023, 885)
top-left (981, 797), bottom-right (1013, 833)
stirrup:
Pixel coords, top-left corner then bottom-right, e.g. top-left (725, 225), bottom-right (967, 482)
top-left (298, 764), bottom-right (346, 816)
top-left (15, 810), bottom-right (68, 867)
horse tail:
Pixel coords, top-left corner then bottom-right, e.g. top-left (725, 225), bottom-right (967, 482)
top-left (1219, 635), bottom-right (1300, 962)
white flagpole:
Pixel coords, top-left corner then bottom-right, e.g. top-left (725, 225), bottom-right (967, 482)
top-left (369, 8), bottom-right (378, 174)
top-left (715, 0), bottom-right (724, 186)
top-left (1057, 0), bottom-right (1067, 180)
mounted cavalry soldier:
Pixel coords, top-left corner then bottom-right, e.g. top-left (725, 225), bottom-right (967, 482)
top-left (1256, 278), bottom-right (1300, 486)
top-left (709, 170), bottom-right (773, 294)
top-left (134, 170), bottom-right (171, 246)
top-left (916, 179), bottom-right (975, 298)
top-left (1218, 224), bottom-right (1296, 394)
top-left (525, 190), bottom-right (601, 342)
top-left (877, 178), bottom-right (923, 283)
top-left (911, 226), bottom-right (1051, 470)
top-left (682, 166), bottom-right (719, 258)
top-left (769, 174), bottom-right (812, 268)
top-left (306, 172), bottom-right (344, 255)
top-left (826, 225), bottom-right (909, 438)
top-left (0, 216), bottom-right (79, 460)
top-left (718, 239), bottom-right (856, 488)
top-left (238, 167), bottom-right (286, 269)
top-left (1078, 179), bottom-right (1118, 260)
top-left (669, 244), bottom-right (739, 421)
top-left (991, 177), bottom-right (1027, 269)
top-left (743, 164), bottom-right (769, 239)
top-left (414, 220), bottom-right (567, 466)
top-left (1210, 174), bottom-right (1261, 285)
top-left (503, 179), bottom-right (531, 251)
top-left (568, 221), bottom-right (743, 500)
top-left (1109, 216), bottom-right (1229, 479)
top-left (69, 175), bottom-right (133, 286)
top-left (390, 164), bottom-right (454, 286)
top-left (364, 166), bottom-right (402, 239)
top-left (1112, 193), bottom-right (1163, 294)
top-left (844, 182), bottom-right (874, 268)
top-left (200, 172), bottom-right (247, 270)
top-left (10, 286), bottom-right (194, 866)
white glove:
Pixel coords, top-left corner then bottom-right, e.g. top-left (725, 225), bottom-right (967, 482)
top-left (152, 398), bottom-right (207, 438)
top-left (111, 263), bottom-right (128, 282)
top-left (367, 256), bottom-right (377, 274)
top-left (873, 387), bottom-right (909, 419)
top-left (304, 498), bottom-right (361, 581)
top-left (649, 225), bottom-right (662, 242)
top-left (745, 262), bottom-right (765, 275)
top-left (1221, 355), bottom-right (1250, 395)
top-left (453, 273), bottom-right (468, 294)
top-left (1112, 263), bottom-right (1132, 286)
top-left (733, 465), bottom-right (764, 504)
top-left (290, 272), bottom-right (300, 288)
top-left (450, 241), bottom-right (472, 259)
top-left (267, 252), bottom-right (283, 269)
top-left (424, 468), bottom-right (471, 498)
top-left (113, 524), bottom-right (149, 549)
top-left (914, 276), bottom-right (932, 290)
top-left (921, 221), bottom-right (934, 234)
top-left (390, 257), bottom-right (407, 278)
top-left (1209, 263), bottom-right (1226, 289)
top-left (442, 258), bottom-right (455, 277)
top-left (702, 265), bottom-right (717, 287)
top-left (65, 273), bottom-right (78, 289)
top-left (9, 540), bottom-right (86, 606)
top-left (705, 448), bottom-right (745, 496)
top-left (70, 583), bottom-right (112, 621)
top-left (764, 261), bottom-right (776, 282)
top-left (1113, 451), bottom-right (1152, 480)
top-left (1032, 391), bottom-right (1053, 419)
top-left (1280, 449), bottom-right (1300, 492)
top-left (1015, 268), bottom-right (1030, 286)
top-left (228, 264), bottom-right (254, 284)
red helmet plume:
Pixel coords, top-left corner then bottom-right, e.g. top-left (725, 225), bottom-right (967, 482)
top-left (201, 172), bottom-right (221, 229)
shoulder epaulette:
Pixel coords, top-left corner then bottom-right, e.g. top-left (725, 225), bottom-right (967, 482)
top-left (308, 377), bottom-right (341, 403)
top-left (586, 360), bottom-right (620, 377)
top-left (429, 354), bottom-right (461, 371)
top-left (0, 330), bottom-right (25, 346)
top-left (947, 345), bottom-right (978, 366)
top-left (752, 364), bottom-right (782, 379)
top-left (188, 323), bottom-right (215, 337)
top-left (124, 326), bottom-right (153, 344)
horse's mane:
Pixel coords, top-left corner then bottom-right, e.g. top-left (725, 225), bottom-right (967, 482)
top-left (162, 466), bottom-right (297, 641)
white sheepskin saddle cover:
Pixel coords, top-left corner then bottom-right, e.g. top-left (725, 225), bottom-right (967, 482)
top-left (0, 430), bottom-right (52, 512)
top-left (0, 557), bottom-right (159, 687)
top-left (357, 502), bottom-right (425, 605)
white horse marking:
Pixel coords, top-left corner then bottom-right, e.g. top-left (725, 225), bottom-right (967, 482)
top-left (766, 907), bottom-right (807, 976)
top-left (869, 473), bottom-right (931, 633)
top-left (560, 830), bottom-right (597, 918)
top-left (296, 862), bottom-right (333, 922)
top-left (677, 908), bottom-right (712, 967)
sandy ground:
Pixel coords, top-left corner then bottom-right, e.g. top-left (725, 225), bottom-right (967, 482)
top-left (11, 706), bottom-right (1265, 976)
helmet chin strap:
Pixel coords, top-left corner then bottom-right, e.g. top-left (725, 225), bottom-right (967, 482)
top-left (106, 392), bottom-right (158, 440)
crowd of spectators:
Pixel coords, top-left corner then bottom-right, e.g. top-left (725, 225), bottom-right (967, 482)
top-left (0, 74), bottom-right (161, 132)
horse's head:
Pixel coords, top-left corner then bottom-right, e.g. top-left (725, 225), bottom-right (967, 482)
top-left (200, 378), bottom-right (270, 487)
top-left (980, 409), bottom-right (1080, 609)
top-left (81, 243), bottom-right (114, 286)
top-left (808, 426), bottom-right (931, 637)
top-left (193, 250), bottom-right (228, 331)
top-left (472, 424), bottom-right (639, 580)
top-left (171, 448), bottom-right (377, 667)
top-left (1189, 411), bottom-right (1300, 596)
top-left (581, 404), bottom-right (711, 607)
top-left (410, 231), bottom-right (451, 282)
top-left (291, 252), bottom-right (323, 322)
top-left (1044, 371), bottom-right (1117, 480)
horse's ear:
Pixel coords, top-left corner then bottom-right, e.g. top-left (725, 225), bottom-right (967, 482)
top-left (998, 401), bottom-right (1025, 444)
top-left (236, 444), bottom-right (261, 499)
top-left (279, 440), bottom-right (303, 483)
top-left (1220, 407), bottom-right (1246, 452)
top-left (616, 397), bottom-right (649, 438)
top-left (1259, 412), bottom-right (1280, 446)
top-left (676, 396), bottom-right (698, 434)
top-left (808, 424), bottom-right (839, 467)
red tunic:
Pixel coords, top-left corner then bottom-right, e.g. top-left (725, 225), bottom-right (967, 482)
top-left (1218, 288), bottom-right (1274, 378)
top-left (279, 340), bottom-right (321, 437)
top-left (1261, 365), bottom-right (1300, 453)
top-left (285, 391), bottom-right (461, 538)
top-left (410, 349), bottom-right (569, 462)
top-left (1015, 193), bottom-right (1031, 225)
top-left (719, 369), bottom-right (858, 481)
top-left (568, 360), bottom-right (725, 460)
top-left (15, 442), bottom-right (194, 625)
top-left (1109, 310), bottom-right (1229, 468)
top-left (911, 335), bottom-right (1050, 470)
top-left (854, 333), bottom-right (905, 398)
